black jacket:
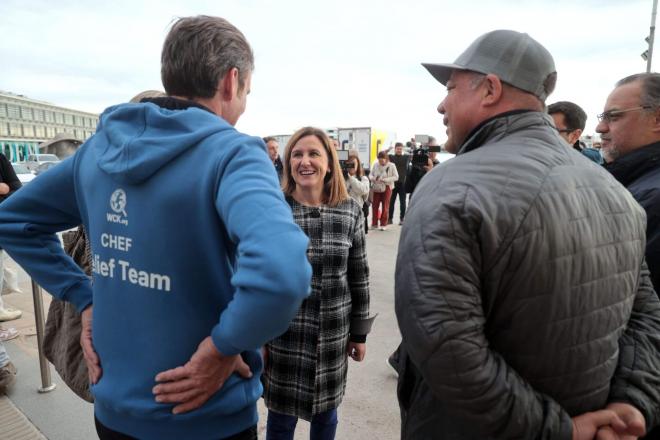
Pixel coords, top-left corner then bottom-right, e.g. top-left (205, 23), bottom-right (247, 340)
top-left (396, 111), bottom-right (660, 439)
top-left (606, 141), bottom-right (660, 292)
top-left (0, 153), bottom-right (21, 203)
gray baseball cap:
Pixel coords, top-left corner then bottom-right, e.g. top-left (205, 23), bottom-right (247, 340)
top-left (422, 29), bottom-right (557, 102)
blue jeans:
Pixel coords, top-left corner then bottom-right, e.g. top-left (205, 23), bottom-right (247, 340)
top-left (266, 409), bottom-right (338, 440)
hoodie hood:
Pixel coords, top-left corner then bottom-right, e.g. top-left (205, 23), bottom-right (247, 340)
top-left (94, 102), bottom-right (231, 184)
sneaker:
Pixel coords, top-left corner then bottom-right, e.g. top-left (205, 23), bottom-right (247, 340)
top-left (0, 361), bottom-right (17, 394)
top-left (0, 307), bottom-right (22, 322)
top-left (0, 327), bottom-right (18, 342)
top-left (379, 225), bottom-right (388, 231)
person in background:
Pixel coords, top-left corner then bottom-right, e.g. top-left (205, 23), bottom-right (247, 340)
top-left (345, 154), bottom-right (370, 234)
top-left (0, 152), bottom-right (22, 324)
top-left (598, 73), bottom-right (660, 296)
top-left (263, 126), bottom-right (373, 440)
top-left (388, 142), bottom-right (409, 225)
top-left (370, 151), bottom-right (398, 231)
top-left (548, 101), bottom-right (603, 164)
top-left (264, 136), bottom-right (284, 182)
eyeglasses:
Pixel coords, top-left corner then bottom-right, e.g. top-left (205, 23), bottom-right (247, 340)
top-left (597, 105), bottom-right (653, 123)
top-left (555, 128), bottom-right (574, 134)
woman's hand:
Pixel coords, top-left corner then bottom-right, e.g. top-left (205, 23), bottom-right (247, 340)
top-left (347, 342), bottom-right (366, 362)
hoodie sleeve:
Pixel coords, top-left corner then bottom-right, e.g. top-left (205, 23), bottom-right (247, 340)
top-left (0, 155), bottom-right (92, 312)
top-left (210, 137), bottom-right (312, 356)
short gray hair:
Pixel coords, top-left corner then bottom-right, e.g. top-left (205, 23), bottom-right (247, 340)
top-left (161, 16), bottom-right (254, 99)
top-left (616, 73), bottom-right (660, 109)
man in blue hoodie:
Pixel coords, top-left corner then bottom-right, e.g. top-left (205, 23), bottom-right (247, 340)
top-left (0, 16), bottom-right (311, 440)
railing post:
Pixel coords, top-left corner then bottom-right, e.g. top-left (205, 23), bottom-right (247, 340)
top-left (31, 279), bottom-right (56, 393)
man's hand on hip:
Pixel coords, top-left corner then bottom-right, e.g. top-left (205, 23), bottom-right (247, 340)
top-left (153, 336), bottom-right (252, 415)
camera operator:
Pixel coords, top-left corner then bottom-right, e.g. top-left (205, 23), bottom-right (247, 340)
top-left (388, 142), bottom-right (410, 225)
top-left (342, 154), bottom-right (370, 234)
top-left (405, 136), bottom-right (441, 195)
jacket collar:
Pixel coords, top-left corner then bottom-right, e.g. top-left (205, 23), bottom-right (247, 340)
top-left (457, 110), bottom-right (554, 155)
top-left (605, 141), bottom-right (660, 186)
top-left (141, 97), bottom-right (215, 115)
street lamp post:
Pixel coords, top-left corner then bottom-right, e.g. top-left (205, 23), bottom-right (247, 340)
top-left (648, 0), bottom-right (658, 72)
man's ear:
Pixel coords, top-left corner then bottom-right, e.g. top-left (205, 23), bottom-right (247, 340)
top-left (218, 67), bottom-right (240, 101)
top-left (482, 74), bottom-right (503, 106)
top-left (568, 128), bottom-right (583, 145)
top-left (651, 108), bottom-right (660, 134)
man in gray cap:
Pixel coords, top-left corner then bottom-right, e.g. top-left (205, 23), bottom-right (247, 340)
top-left (395, 29), bottom-right (660, 439)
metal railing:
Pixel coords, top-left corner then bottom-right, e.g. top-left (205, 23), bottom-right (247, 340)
top-left (30, 279), bottom-right (56, 393)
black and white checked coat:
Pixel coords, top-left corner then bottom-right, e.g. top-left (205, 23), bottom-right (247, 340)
top-left (263, 196), bottom-right (370, 420)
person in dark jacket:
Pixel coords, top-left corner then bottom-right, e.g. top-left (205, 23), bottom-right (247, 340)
top-left (599, 73), bottom-right (660, 296)
top-left (548, 101), bottom-right (603, 164)
top-left (388, 142), bottom-right (409, 224)
top-left (395, 29), bottom-right (660, 440)
top-left (264, 136), bottom-right (284, 183)
top-left (0, 153), bottom-right (22, 323)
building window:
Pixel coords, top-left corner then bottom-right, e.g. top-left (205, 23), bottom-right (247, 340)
top-left (7, 105), bottom-right (19, 119)
top-left (9, 124), bottom-right (21, 136)
top-left (46, 126), bottom-right (55, 138)
top-left (55, 112), bottom-right (63, 124)
top-left (35, 126), bottom-right (45, 137)
top-left (0, 123), bottom-right (8, 136)
top-left (45, 111), bottom-right (54, 123)
top-left (22, 125), bottom-right (35, 137)
top-left (0, 104), bottom-right (6, 118)
top-left (21, 107), bottom-right (33, 120)
top-left (34, 109), bottom-right (44, 121)
top-left (64, 114), bottom-right (73, 125)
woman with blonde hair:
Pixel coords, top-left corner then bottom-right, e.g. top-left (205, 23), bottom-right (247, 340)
top-left (263, 126), bottom-right (374, 440)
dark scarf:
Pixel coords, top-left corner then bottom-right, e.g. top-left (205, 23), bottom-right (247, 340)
top-left (605, 141), bottom-right (660, 187)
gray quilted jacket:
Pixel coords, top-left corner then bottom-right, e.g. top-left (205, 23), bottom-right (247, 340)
top-left (395, 111), bottom-right (660, 439)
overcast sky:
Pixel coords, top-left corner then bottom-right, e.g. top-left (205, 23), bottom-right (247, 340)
top-left (0, 0), bottom-right (653, 142)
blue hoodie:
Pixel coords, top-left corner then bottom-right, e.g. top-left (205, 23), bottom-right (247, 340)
top-left (0, 102), bottom-right (312, 439)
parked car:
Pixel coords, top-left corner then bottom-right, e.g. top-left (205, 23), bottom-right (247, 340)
top-left (26, 154), bottom-right (60, 172)
top-left (11, 162), bottom-right (36, 185)
top-left (34, 161), bottom-right (60, 176)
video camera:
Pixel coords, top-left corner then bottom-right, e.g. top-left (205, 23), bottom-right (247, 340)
top-left (409, 142), bottom-right (441, 168)
top-left (337, 150), bottom-right (355, 178)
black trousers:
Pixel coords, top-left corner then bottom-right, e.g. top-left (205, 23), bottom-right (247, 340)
top-left (95, 417), bottom-right (258, 440)
top-left (388, 183), bottom-right (407, 223)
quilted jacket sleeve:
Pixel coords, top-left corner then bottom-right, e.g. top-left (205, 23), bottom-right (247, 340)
top-left (608, 261), bottom-right (660, 431)
top-left (395, 183), bottom-right (573, 439)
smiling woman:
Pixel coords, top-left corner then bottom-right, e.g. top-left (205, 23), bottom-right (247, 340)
top-left (263, 126), bottom-right (375, 440)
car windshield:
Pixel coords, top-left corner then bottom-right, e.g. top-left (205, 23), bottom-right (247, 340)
top-left (12, 163), bottom-right (30, 174)
top-left (37, 154), bottom-right (59, 162)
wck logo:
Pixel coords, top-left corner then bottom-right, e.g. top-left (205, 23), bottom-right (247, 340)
top-left (107, 189), bottom-right (129, 225)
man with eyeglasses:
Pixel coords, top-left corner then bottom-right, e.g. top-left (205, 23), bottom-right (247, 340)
top-left (598, 73), bottom-right (660, 297)
top-left (548, 101), bottom-right (603, 164)
top-left (396, 30), bottom-right (660, 439)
